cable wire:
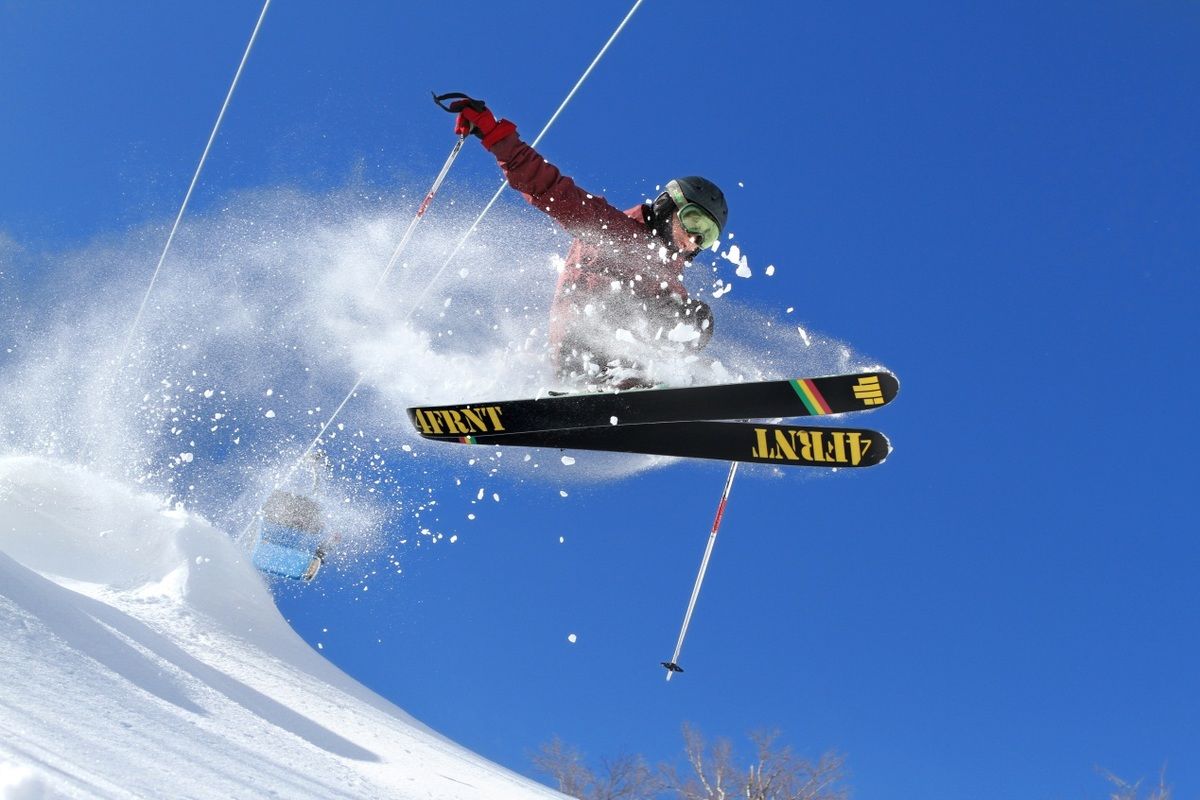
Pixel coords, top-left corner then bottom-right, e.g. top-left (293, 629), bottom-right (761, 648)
top-left (114, 0), bottom-right (271, 373)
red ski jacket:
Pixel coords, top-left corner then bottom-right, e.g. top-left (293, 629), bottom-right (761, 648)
top-left (488, 132), bottom-right (704, 381)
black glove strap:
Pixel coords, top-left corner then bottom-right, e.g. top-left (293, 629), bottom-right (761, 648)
top-left (431, 91), bottom-right (486, 113)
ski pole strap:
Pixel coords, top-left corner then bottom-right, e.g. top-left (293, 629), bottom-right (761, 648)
top-left (432, 91), bottom-right (486, 113)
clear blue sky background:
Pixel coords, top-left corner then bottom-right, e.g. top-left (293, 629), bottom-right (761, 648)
top-left (3, 2), bottom-right (1198, 798)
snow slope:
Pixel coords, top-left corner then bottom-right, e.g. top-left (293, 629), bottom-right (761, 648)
top-left (0, 456), bottom-right (563, 800)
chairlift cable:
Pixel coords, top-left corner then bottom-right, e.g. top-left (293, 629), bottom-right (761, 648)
top-left (114, 0), bottom-right (271, 375)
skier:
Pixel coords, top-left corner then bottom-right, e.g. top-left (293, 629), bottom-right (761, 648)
top-left (447, 94), bottom-right (727, 389)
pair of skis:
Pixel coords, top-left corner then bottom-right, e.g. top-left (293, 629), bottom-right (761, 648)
top-left (406, 370), bottom-right (899, 468)
top-left (408, 370), bottom-right (899, 679)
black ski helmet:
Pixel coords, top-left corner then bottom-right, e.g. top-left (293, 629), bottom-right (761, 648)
top-left (666, 176), bottom-right (728, 232)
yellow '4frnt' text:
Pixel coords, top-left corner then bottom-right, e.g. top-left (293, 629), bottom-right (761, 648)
top-left (751, 427), bottom-right (873, 466)
top-left (412, 406), bottom-right (506, 436)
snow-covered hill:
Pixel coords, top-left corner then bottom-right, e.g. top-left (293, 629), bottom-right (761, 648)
top-left (0, 456), bottom-right (563, 799)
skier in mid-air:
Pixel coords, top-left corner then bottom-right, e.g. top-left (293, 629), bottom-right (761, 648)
top-left (447, 94), bottom-right (728, 389)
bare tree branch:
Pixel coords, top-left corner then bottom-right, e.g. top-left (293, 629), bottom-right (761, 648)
top-left (536, 724), bottom-right (847, 800)
top-left (534, 737), bottom-right (668, 800)
top-left (669, 724), bottom-right (846, 800)
top-left (532, 736), bottom-right (594, 799)
top-left (1100, 767), bottom-right (1172, 800)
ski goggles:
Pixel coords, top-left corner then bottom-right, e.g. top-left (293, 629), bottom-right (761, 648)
top-left (667, 180), bottom-right (721, 249)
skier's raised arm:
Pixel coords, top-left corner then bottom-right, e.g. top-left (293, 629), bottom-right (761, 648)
top-left (450, 99), bottom-right (639, 239)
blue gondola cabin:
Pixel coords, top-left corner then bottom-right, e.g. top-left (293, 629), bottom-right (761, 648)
top-left (251, 491), bottom-right (330, 582)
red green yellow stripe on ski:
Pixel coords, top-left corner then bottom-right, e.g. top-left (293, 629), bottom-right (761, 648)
top-left (789, 379), bottom-right (832, 415)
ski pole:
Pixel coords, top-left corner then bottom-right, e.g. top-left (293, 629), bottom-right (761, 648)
top-left (662, 461), bottom-right (739, 680)
top-left (374, 125), bottom-right (468, 289)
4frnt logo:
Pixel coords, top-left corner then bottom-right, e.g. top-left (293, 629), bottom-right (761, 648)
top-left (412, 405), bottom-right (506, 436)
top-left (751, 427), bottom-right (874, 466)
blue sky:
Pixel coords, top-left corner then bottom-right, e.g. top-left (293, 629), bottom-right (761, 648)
top-left (3, 2), bottom-right (1199, 798)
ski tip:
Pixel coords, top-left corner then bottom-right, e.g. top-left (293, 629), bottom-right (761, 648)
top-left (850, 369), bottom-right (900, 407)
top-left (661, 661), bottom-right (684, 674)
top-left (879, 370), bottom-right (900, 402)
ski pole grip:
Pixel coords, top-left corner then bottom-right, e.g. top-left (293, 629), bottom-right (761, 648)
top-left (432, 91), bottom-right (486, 113)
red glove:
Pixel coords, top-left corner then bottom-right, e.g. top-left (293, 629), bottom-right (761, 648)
top-left (449, 99), bottom-right (517, 150)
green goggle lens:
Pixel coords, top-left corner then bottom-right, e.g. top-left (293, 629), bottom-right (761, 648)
top-left (666, 180), bottom-right (720, 249)
top-left (676, 203), bottom-right (720, 249)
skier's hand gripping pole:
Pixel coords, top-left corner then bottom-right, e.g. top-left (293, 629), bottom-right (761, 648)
top-left (432, 91), bottom-right (517, 150)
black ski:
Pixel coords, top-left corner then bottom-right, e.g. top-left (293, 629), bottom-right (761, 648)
top-left (407, 371), bottom-right (898, 439)
top-left (444, 420), bottom-right (890, 468)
